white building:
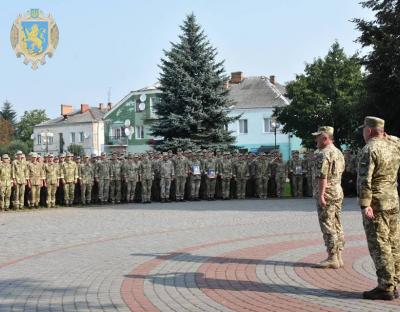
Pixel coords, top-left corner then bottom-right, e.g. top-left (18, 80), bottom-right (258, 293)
top-left (227, 72), bottom-right (302, 160)
top-left (33, 104), bottom-right (109, 156)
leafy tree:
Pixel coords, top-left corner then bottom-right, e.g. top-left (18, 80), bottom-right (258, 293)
top-left (7, 140), bottom-right (30, 157)
top-left (67, 144), bottom-right (84, 157)
top-left (353, 0), bottom-right (400, 136)
top-left (16, 109), bottom-right (49, 148)
top-left (274, 42), bottom-right (365, 148)
top-left (151, 13), bottom-right (238, 151)
top-left (0, 100), bottom-right (17, 128)
top-left (0, 117), bottom-right (14, 145)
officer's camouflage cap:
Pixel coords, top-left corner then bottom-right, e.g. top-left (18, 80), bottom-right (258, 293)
top-left (312, 126), bottom-right (334, 137)
top-left (359, 116), bottom-right (385, 129)
top-left (66, 152), bottom-right (73, 157)
top-left (16, 150), bottom-right (23, 155)
top-left (2, 154), bottom-right (10, 159)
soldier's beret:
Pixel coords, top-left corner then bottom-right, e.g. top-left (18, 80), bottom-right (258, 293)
top-left (2, 154), bottom-right (9, 159)
top-left (360, 116), bottom-right (385, 129)
top-left (312, 126), bottom-right (334, 137)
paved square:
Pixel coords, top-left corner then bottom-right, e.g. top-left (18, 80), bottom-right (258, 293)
top-left (0, 199), bottom-right (399, 311)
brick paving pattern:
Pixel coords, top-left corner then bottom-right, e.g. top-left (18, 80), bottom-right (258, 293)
top-left (0, 198), bottom-right (399, 311)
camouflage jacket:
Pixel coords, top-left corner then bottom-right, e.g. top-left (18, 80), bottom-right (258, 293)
top-left (174, 156), bottom-right (189, 177)
top-left (61, 161), bottom-right (78, 183)
top-left (28, 162), bottom-right (45, 186)
top-left (95, 160), bottom-right (111, 180)
top-left (233, 161), bottom-right (249, 179)
top-left (254, 159), bottom-right (270, 178)
top-left (44, 163), bottom-right (60, 185)
top-left (123, 161), bottom-right (140, 181)
top-left (0, 163), bottom-right (12, 187)
top-left (357, 136), bottom-right (400, 211)
top-left (79, 163), bottom-right (94, 184)
top-left (159, 160), bottom-right (175, 178)
top-left (109, 160), bottom-right (122, 181)
top-left (12, 160), bottom-right (29, 184)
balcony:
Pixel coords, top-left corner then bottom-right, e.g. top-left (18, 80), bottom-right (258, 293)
top-left (105, 136), bottom-right (128, 146)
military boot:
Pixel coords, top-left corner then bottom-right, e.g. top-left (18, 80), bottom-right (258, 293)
top-left (318, 252), bottom-right (340, 269)
top-left (363, 287), bottom-right (394, 300)
top-left (337, 250), bottom-right (344, 268)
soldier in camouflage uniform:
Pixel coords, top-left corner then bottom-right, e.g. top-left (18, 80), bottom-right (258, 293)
top-left (204, 151), bottom-right (217, 200)
top-left (233, 154), bottom-right (249, 199)
top-left (0, 154), bottom-right (12, 211)
top-left (218, 152), bottom-right (233, 200)
top-left (159, 152), bottom-right (175, 202)
top-left (44, 154), bottom-right (60, 208)
top-left (27, 153), bottom-right (45, 208)
top-left (61, 152), bottom-right (78, 206)
top-left (95, 152), bottom-right (111, 204)
top-left (56, 153), bottom-right (66, 205)
top-left (312, 126), bottom-right (345, 270)
top-left (358, 117), bottom-right (400, 300)
top-left (123, 154), bottom-right (140, 203)
top-left (215, 150), bottom-right (223, 199)
top-left (275, 154), bottom-right (287, 198)
top-left (109, 152), bottom-right (122, 204)
top-left (173, 149), bottom-right (188, 201)
top-left (12, 151), bottom-right (29, 209)
top-left (188, 153), bottom-right (202, 200)
top-left (288, 151), bottom-right (304, 197)
top-left (139, 154), bottom-right (154, 203)
top-left (254, 153), bottom-right (270, 199)
top-left (79, 154), bottom-right (94, 205)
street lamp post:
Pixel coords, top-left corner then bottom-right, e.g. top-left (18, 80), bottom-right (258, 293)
top-left (40, 130), bottom-right (54, 153)
top-left (270, 119), bottom-right (280, 150)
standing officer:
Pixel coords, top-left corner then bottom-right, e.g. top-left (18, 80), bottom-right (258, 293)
top-left (12, 150), bottom-right (29, 210)
top-left (159, 152), bottom-right (175, 202)
top-left (95, 152), bottom-right (111, 204)
top-left (275, 153), bottom-right (287, 198)
top-left (255, 152), bottom-right (270, 199)
top-left (188, 152), bottom-right (202, 200)
top-left (61, 152), bottom-right (78, 206)
top-left (27, 153), bottom-right (44, 208)
top-left (0, 154), bottom-right (12, 211)
top-left (358, 117), bottom-right (400, 300)
top-left (204, 151), bottom-right (217, 200)
top-left (44, 154), bottom-right (59, 208)
top-left (218, 152), bottom-right (233, 200)
top-left (139, 154), bottom-right (154, 203)
top-left (123, 154), bottom-right (140, 203)
top-left (288, 151), bottom-right (304, 197)
top-left (79, 154), bottom-right (94, 205)
top-left (312, 126), bottom-right (345, 269)
top-left (233, 154), bottom-right (249, 199)
top-left (109, 152), bottom-right (122, 204)
top-left (174, 149), bottom-right (188, 201)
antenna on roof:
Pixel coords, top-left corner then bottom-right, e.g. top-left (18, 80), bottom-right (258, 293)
top-left (107, 87), bottom-right (111, 103)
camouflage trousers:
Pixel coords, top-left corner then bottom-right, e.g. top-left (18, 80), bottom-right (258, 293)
top-left (205, 177), bottom-right (216, 199)
top-left (98, 179), bottom-right (110, 203)
top-left (0, 185), bottom-right (12, 210)
top-left (110, 180), bottom-right (121, 203)
top-left (363, 208), bottom-right (400, 292)
top-left (190, 177), bottom-right (201, 199)
top-left (142, 178), bottom-right (153, 202)
top-left (291, 175), bottom-right (303, 197)
top-left (46, 183), bottom-right (57, 207)
top-left (317, 197), bottom-right (345, 254)
top-left (81, 183), bottom-right (93, 204)
top-left (30, 185), bottom-right (41, 207)
top-left (160, 177), bottom-right (171, 200)
top-left (275, 176), bottom-right (285, 198)
top-left (236, 178), bottom-right (247, 199)
top-left (63, 182), bottom-right (75, 205)
top-left (175, 176), bottom-right (186, 200)
top-left (126, 180), bottom-right (137, 202)
top-left (255, 177), bottom-right (268, 199)
top-left (221, 177), bottom-right (231, 199)
top-left (13, 184), bottom-right (25, 209)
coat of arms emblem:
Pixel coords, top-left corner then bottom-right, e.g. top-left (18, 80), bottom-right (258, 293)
top-left (10, 9), bottom-right (59, 70)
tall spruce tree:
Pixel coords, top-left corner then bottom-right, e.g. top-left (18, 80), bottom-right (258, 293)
top-left (1, 100), bottom-right (17, 128)
top-left (354, 0), bottom-right (400, 136)
top-left (151, 14), bottom-right (238, 151)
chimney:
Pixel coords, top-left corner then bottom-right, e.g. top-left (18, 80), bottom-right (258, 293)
top-left (99, 103), bottom-right (106, 111)
top-left (81, 104), bottom-right (89, 113)
top-left (107, 102), bottom-right (112, 110)
top-left (270, 75), bottom-right (276, 85)
top-left (230, 71), bottom-right (244, 84)
top-left (61, 104), bottom-right (73, 116)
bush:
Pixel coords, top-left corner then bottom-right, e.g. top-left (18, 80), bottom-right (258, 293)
top-left (67, 144), bottom-right (84, 157)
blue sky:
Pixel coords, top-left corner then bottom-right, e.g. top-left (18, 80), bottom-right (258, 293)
top-left (0, 0), bottom-right (373, 119)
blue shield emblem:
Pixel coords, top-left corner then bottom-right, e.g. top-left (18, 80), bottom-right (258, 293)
top-left (21, 21), bottom-right (48, 55)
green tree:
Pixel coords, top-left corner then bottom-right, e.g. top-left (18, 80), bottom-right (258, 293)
top-left (67, 144), bottom-right (84, 157)
top-left (6, 140), bottom-right (30, 157)
top-left (16, 109), bottom-right (49, 148)
top-left (274, 42), bottom-right (365, 148)
top-left (353, 0), bottom-right (400, 136)
top-left (1, 100), bottom-right (17, 129)
top-left (151, 13), bottom-right (238, 151)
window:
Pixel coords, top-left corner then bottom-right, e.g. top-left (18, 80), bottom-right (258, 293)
top-left (264, 118), bottom-right (271, 132)
top-left (48, 136), bottom-right (54, 145)
top-left (150, 97), bottom-right (158, 117)
top-left (239, 119), bottom-right (248, 134)
top-left (37, 134), bottom-right (42, 145)
top-left (70, 132), bottom-right (75, 143)
top-left (135, 126), bottom-right (144, 139)
top-left (79, 132), bottom-right (84, 143)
